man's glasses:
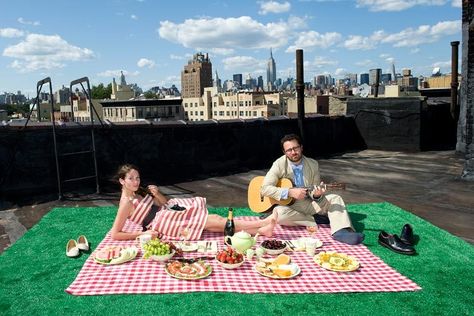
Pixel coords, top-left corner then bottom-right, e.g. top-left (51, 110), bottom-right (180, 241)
top-left (284, 145), bottom-right (301, 154)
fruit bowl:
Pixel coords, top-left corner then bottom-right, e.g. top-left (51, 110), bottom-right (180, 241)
top-left (150, 250), bottom-right (175, 262)
top-left (216, 256), bottom-right (245, 269)
top-left (215, 246), bottom-right (245, 269)
top-left (260, 239), bottom-right (287, 255)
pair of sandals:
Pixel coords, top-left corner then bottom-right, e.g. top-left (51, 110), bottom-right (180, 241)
top-left (66, 235), bottom-right (89, 257)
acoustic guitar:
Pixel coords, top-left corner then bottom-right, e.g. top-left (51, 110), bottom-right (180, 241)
top-left (247, 176), bottom-right (346, 213)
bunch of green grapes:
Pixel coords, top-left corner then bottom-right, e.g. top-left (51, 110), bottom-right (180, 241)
top-left (142, 239), bottom-right (171, 259)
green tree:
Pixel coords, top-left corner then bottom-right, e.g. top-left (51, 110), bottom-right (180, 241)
top-left (144, 90), bottom-right (156, 99)
top-left (91, 83), bottom-right (112, 99)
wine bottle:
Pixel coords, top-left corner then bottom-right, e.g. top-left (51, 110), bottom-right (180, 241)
top-left (224, 208), bottom-right (235, 244)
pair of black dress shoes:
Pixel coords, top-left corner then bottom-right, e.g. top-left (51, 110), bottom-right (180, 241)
top-left (378, 224), bottom-right (416, 255)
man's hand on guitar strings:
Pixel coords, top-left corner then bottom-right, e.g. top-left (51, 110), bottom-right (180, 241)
top-left (311, 182), bottom-right (326, 199)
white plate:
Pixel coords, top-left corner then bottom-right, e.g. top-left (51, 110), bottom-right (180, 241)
top-left (93, 246), bottom-right (138, 265)
top-left (178, 242), bottom-right (199, 252)
top-left (254, 263), bottom-right (301, 279)
top-left (291, 238), bottom-right (323, 250)
top-left (165, 260), bottom-right (212, 280)
top-left (313, 251), bottom-right (360, 272)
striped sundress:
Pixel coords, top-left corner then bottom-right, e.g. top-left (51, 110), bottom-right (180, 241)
top-left (129, 195), bottom-right (208, 240)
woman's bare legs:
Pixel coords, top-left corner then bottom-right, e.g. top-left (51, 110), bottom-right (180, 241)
top-left (204, 211), bottom-right (278, 237)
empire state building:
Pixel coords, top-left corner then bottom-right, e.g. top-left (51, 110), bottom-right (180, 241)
top-left (266, 49), bottom-right (276, 91)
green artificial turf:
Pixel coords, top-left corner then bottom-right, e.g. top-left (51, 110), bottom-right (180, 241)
top-left (0, 202), bottom-right (473, 315)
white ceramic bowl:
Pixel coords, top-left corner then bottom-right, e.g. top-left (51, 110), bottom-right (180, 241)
top-left (215, 256), bottom-right (245, 269)
top-left (260, 240), bottom-right (287, 255)
top-left (150, 250), bottom-right (175, 262)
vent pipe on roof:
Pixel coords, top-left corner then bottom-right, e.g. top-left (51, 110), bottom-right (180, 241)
top-left (296, 49), bottom-right (305, 141)
top-left (451, 41), bottom-right (460, 121)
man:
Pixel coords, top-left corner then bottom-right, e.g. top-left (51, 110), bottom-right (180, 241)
top-left (260, 134), bottom-right (364, 245)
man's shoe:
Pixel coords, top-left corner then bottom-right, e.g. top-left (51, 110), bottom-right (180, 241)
top-left (378, 231), bottom-right (415, 255)
top-left (313, 214), bottom-right (330, 224)
top-left (400, 224), bottom-right (414, 246)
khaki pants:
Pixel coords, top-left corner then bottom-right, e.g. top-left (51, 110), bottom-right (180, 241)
top-left (274, 194), bottom-right (353, 235)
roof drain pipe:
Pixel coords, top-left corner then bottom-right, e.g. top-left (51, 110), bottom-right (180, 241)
top-left (296, 49), bottom-right (305, 141)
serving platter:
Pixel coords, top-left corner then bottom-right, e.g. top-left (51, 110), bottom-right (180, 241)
top-left (254, 262), bottom-right (301, 279)
top-left (313, 251), bottom-right (360, 272)
top-left (93, 246), bottom-right (138, 265)
top-left (165, 260), bottom-right (212, 280)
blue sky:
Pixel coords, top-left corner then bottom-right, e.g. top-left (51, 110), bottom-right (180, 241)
top-left (0, 0), bottom-right (462, 96)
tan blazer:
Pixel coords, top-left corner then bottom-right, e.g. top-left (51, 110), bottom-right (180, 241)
top-left (260, 155), bottom-right (321, 216)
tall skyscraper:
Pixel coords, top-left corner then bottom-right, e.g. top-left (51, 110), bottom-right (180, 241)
top-left (214, 70), bottom-right (222, 91)
top-left (360, 73), bottom-right (369, 85)
top-left (266, 49), bottom-right (276, 91)
top-left (181, 52), bottom-right (212, 98)
top-left (369, 68), bottom-right (382, 85)
top-left (233, 74), bottom-right (242, 87)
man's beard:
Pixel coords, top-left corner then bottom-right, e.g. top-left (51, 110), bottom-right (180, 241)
top-left (288, 153), bottom-right (302, 163)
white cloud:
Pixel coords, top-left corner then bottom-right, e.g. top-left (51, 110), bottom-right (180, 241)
top-left (208, 48), bottom-right (234, 55)
top-left (131, 14), bottom-right (138, 20)
top-left (343, 35), bottom-right (377, 50)
top-left (137, 58), bottom-right (155, 68)
top-left (451, 0), bottom-right (461, 7)
top-left (305, 56), bottom-right (338, 70)
top-left (221, 56), bottom-right (266, 72)
top-left (97, 70), bottom-right (140, 77)
top-left (356, 0), bottom-right (446, 12)
top-left (410, 48), bottom-right (420, 53)
top-left (286, 31), bottom-right (342, 52)
top-left (258, 1), bottom-right (291, 15)
top-left (3, 33), bottom-right (94, 72)
top-left (335, 68), bottom-right (346, 76)
top-left (385, 57), bottom-right (395, 63)
top-left (355, 59), bottom-right (373, 67)
top-left (0, 28), bottom-right (25, 38)
top-left (432, 60), bottom-right (450, 68)
top-left (170, 54), bottom-right (185, 60)
top-left (381, 20), bottom-right (460, 47)
top-left (158, 16), bottom-right (301, 50)
top-left (18, 17), bottom-right (40, 26)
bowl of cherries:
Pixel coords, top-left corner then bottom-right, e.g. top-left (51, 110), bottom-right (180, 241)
top-left (215, 246), bottom-right (245, 269)
top-left (260, 239), bottom-right (287, 255)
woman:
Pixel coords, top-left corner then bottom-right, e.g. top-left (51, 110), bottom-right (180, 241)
top-left (111, 164), bottom-right (277, 240)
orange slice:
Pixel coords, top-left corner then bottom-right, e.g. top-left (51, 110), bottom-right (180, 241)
top-left (273, 268), bottom-right (292, 277)
top-left (273, 254), bottom-right (291, 265)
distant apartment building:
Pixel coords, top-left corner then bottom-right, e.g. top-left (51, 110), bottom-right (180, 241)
top-left (369, 68), bottom-right (382, 85)
top-left (396, 69), bottom-right (418, 90)
top-left (233, 74), bottom-right (243, 87)
top-left (61, 97), bottom-right (103, 122)
top-left (55, 85), bottom-right (70, 104)
top-left (181, 52), bottom-right (212, 98)
top-left (360, 73), bottom-right (369, 85)
top-left (183, 89), bottom-right (283, 121)
top-left (111, 71), bottom-right (134, 100)
top-left (102, 99), bottom-right (184, 122)
top-left (420, 74), bottom-right (461, 89)
top-left (380, 73), bottom-right (392, 85)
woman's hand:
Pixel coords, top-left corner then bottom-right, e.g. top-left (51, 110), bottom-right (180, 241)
top-left (147, 185), bottom-right (160, 197)
top-left (145, 229), bottom-right (162, 239)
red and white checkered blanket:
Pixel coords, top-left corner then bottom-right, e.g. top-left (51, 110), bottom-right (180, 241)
top-left (66, 217), bottom-right (421, 295)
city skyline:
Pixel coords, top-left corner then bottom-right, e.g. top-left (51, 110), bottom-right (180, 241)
top-left (0, 0), bottom-right (462, 95)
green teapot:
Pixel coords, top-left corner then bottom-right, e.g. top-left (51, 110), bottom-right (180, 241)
top-left (225, 231), bottom-right (259, 253)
